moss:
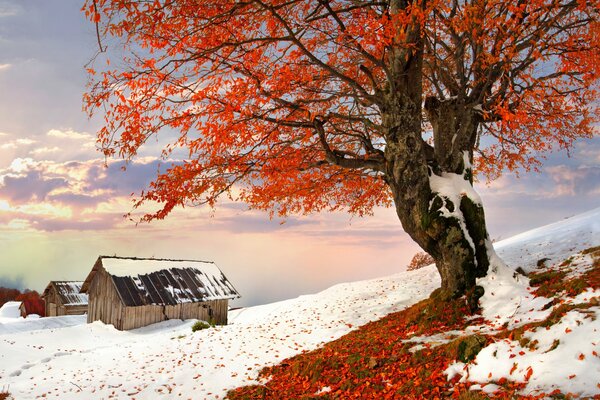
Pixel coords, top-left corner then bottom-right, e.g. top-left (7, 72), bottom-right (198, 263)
top-left (457, 391), bottom-right (490, 400)
top-left (529, 270), bottom-right (561, 286)
top-left (582, 245), bottom-right (600, 255)
top-left (460, 196), bottom-right (490, 277)
top-left (546, 339), bottom-right (560, 353)
top-left (456, 335), bottom-right (487, 363)
top-left (191, 320), bottom-right (212, 332)
top-left (536, 258), bottom-right (551, 268)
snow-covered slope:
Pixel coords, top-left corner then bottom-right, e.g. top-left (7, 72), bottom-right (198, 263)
top-left (0, 208), bottom-right (598, 399)
top-left (495, 207), bottom-right (599, 271)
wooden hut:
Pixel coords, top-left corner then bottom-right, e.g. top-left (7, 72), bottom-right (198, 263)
top-left (18, 302), bottom-right (27, 318)
top-left (80, 256), bottom-right (240, 331)
top-left (41, 281), bottom-right (88, 317)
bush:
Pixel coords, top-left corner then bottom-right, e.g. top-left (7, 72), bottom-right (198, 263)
top-left (191, 320), bottom-right (212, 332)
top-left (407, 252), bottom-right (435, 271)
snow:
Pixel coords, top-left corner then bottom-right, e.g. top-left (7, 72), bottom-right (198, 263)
top-left (494, 207), bottom-right (599, 272)
top-left (51, 281), bottom-right (88, 306)
top-left (428, 152), bottom-right (483, 254)
top-left (455, 308), bottom-right (600, 397)
top-left (100, 256), bottom-right (220, 278)
top-left (1, 207), bottom-right (599, 399)
top-left (0, 315), bottom-right (85, 334)
top-left (428, 153), bottom-right (482, 208)
top-left (1, 266), bottom-right (439, 399)
top-left (446, 207), bottom-right (600, 397)
top-left (0, 301), bottom-right (22, 319)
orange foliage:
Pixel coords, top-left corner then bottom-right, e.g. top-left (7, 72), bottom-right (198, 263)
top-left (226, 296), bottom-right (541, 399)
top-left (0, 286), bottom-right (21, 308)
top-left (407, 251), bottom-right (435, 271)
top-left (16, 291), bottom-right (45, 317)
top-left (84, 1), bottom-right (599, 220)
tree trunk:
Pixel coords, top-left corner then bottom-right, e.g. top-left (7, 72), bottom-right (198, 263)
top-left (384, 95), bottom-right (494, 304)
top-left (382, 13), bottom-right (495, 304)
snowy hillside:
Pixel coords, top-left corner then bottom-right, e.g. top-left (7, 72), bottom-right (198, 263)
top-left (1, 208), bottom-right (599, 399)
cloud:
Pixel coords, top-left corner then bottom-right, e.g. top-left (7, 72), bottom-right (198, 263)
top-left (213, 213), bottom-right (318, 234)
top-left (0, 170), bottom-right (67, 203)
top-left (0, 155), bottom-right (167, 232)
top-left (47, 129), bottom-right (92, 141)
top-left (29, 146), bottom-right (60, 155)
top-left (0, 2), bottom-right (20, 18)
top-left (577, 142), bottom-right (600, 164)
top-left (0, 276), bottom-right (25, 290)
top-left (0, 138), bottom-right (36, 150)
top-left (30, 215), bottom-right (124, 232)
top-left (545, 165), bottom-right (600, 197)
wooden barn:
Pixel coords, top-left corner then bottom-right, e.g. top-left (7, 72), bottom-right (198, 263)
top-left (19, 299), bottom-right (45, 318)
top-left (80, 256), bottom-right (240, 331)
top-left (41, 281), bottom-right (88, 317)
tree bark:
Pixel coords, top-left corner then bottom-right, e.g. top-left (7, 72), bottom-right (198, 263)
top-left (384, 94), bottom-right (493, 303)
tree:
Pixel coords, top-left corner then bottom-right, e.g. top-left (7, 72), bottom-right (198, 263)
top-left (84, 0), bottom-right (599, 301)
top-left (407, 252), bottom-right (435, 271)
top-left (16, 291), bottom-right (45, 317)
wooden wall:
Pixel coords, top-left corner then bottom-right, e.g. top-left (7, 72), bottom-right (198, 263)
top-left (120, 299), bottom-right (229, 330)
top-left (64, 305), bottom-right (88, 315)
top-left (87, 267), bottom-right (125, 328)
top-left (44, 285), bottom-right (58, 317)
top-left (87, 267), bottom-right (229, 330)
top-left (43, 284), bottom-right (88, 317)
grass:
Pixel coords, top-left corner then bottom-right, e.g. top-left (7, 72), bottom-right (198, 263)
top-left (191, 320), bottom-right (213, 332)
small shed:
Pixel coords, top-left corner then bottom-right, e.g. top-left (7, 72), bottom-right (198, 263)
top-left (42, 281), bottom-right (88, 317)
top-left (80, 256), bottom-right (240, 330)
top-left (19, 298), bottom-right (45, 318)
top-left (18, 302), bottom-right (28, 318)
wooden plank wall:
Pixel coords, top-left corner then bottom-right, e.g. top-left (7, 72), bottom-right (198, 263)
top-left (44, 285), bottom-right (57, 317)
top-left (120, 299), bottom-right (229, 331)
top-left (87, 267), bottom-right (124, 329)
top-left (64, 305), bottom-right (88, 315)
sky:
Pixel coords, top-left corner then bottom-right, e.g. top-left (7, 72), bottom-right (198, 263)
top-left (0, 0), bottom-right (598, 307)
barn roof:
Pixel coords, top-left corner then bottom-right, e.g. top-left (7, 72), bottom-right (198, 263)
top-left (81, 256), bottom-right (240, 306)
top-left (42, 281), bottom-right (88, 306)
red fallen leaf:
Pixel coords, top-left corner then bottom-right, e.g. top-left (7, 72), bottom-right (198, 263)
top-left (518, 351), bottom-right (525, 356)
top-left (524, 367), bottom-right (533, 380)
top-left (565, 328), bottom-right (572, 333)
top-left (509, 354), bottom-right (516, 359)
top-left (593, 351), bottom-right (598, 357)
top-left (510, 363), bottom-right (518, 375)
top-left (578, 353), bottom-right (585, 360)
top-left (568, 374), bottom-right (576, 379)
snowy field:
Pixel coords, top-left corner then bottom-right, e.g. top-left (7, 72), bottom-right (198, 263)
top-left (0, 208), bottom-right (598, 399)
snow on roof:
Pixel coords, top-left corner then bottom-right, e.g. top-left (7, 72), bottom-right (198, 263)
top-left (48, 281), bottom-right (88, 306)
top-left (82, 256), bottom-right (240, 306)
top-left (101, 257), bottom-right (221, 278)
